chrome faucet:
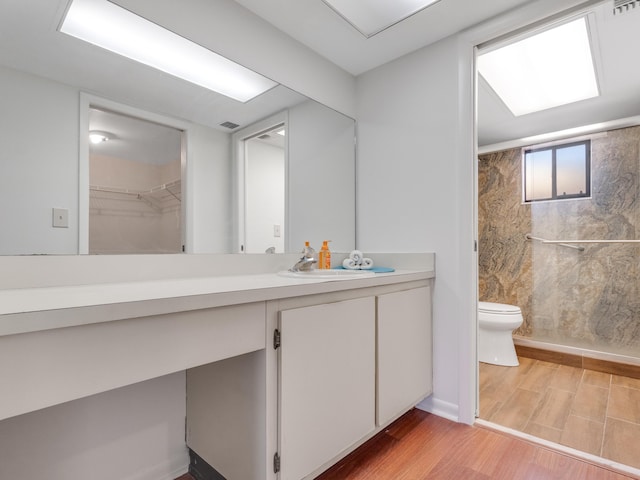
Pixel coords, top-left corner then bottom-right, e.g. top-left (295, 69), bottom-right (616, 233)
top-left (289, 244), bottom-right (317, 272)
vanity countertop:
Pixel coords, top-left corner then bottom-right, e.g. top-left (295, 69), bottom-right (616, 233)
top-left (0, 268), bottom-right (434, 337)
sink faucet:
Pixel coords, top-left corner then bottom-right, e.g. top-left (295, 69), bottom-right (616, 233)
top-left (290, 254), bottom-right (316, 272)
top-left (290, 244), bottom-right (317, 272)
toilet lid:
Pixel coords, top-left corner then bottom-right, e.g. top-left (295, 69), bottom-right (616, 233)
top-left (478, 301), bottom-right (521, 314)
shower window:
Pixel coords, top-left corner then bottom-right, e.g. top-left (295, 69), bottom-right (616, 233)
top-left (523, 140), bottom-right (591, 202)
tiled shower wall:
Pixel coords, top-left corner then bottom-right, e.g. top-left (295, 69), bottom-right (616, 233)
top-left (478, 125), bottom-right (640, 357)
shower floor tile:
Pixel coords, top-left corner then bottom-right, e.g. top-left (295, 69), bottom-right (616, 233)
top-left (479, 358), bottom-right (640, 470)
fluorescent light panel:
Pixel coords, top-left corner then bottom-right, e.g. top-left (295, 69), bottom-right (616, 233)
top-left (322, 0), bottom-right (441, 37)
top-left (60, 0), bottom-right (277, 102)
top-left (478, 17), bottom-right (599, 116)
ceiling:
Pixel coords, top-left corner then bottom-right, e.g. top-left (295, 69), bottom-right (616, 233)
top-left (231, 0), bottom-right (533, 76)
top-left (2, 0), bottom-right (639, 156)
top-left (89, 108), bottom-right (183, 165)
top-left (478, 2), bottom-right (640, 147)
top-left (234, 0), bottom-right (640, 147)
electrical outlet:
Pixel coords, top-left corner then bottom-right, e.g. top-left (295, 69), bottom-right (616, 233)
top-left (52, 208), bottom-right (69, 228)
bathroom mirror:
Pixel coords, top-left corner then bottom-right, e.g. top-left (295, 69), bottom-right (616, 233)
top-left (0, 0), bottom-right (356, 255)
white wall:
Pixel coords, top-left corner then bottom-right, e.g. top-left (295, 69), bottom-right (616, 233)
top-left (356, 36), bottom-right (476, 423)
top-left (0, 372), bottom-right (188, 480)
top-left (288, 100), bottom-right (356, 253)
top-left (186, 124), bottom-right (232, 254)
top-left (0, 66), bottom-right (79, 255)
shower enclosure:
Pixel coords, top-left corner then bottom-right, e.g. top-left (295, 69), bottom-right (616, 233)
top-left (478, 124), bottom-right (640, 360)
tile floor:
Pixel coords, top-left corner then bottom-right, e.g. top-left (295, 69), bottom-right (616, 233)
top-left (479, 356), bottom-right (640, 470)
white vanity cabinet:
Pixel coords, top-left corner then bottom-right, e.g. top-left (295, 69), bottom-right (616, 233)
top-left (274, 282), bottom-right (432, 480)
top-left (0, 255), bottom-right (434, 480)
top-left (376, 286), bottom-right (433, 426)
top-left (278, 297), bottom-right (377, 480)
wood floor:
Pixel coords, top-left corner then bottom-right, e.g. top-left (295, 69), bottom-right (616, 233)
top-left (176, 407), bottom-right (636, 479)
top-left (479, 356), bottom-right (640, 471)
top-left (315, 408), bottom-right (634, 479)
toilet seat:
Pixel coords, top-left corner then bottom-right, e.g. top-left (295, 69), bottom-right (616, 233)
top-left (478, 301), bottom-right (521, 314)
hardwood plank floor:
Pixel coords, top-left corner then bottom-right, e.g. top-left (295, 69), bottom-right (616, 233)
top-left (176, 407), bottom-right (637, 480)
top-left (480, 357), bottom-right (640, 470)
top-left (315, 409), bottom-right (635, 479)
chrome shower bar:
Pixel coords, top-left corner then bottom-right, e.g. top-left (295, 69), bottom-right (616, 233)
top-left (525, 234), bottom-right (585, 252)
top-left (526, 234), bottom-right (640, 251)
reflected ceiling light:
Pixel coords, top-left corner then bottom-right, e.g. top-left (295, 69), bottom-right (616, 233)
top-left (60, 0), bottom-right (278, 102)
top-left (322, 0), bottom-right (441, 38)
top-left (275, 129), bottom-right (285, 136)
top-left (478, 17), bottom-right (599, 116)
top-left (89, 130), bottom-right (111, 144)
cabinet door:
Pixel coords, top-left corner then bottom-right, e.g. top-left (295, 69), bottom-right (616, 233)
top-left (377, 286), bottom-right (432, 426)
top-left (279, 297), bottom-right (375, 480)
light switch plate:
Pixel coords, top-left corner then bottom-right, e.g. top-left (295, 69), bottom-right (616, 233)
top-left (52, 208), bottom-right (69, 228)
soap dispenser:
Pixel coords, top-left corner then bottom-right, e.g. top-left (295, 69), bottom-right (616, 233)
top-left (303, 241), bottom-right (314, 256)
top-left (318, 240), bottom-right (331, 270)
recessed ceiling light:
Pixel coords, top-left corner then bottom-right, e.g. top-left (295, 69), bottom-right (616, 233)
top-left (322, 0), bottom-right (441, 38)
top-left (478, 17), bottom-right (599, 116)
top-left (89, 131), bottom-right (111, 144)
top-left (60, 0), bottom-right (278, 102)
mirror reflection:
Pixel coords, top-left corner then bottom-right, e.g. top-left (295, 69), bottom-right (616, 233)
top-left (0, 0), bottom-right (356, 255)
top-left (89, 108), bottom-right (184, 254)
top-left (243, 124), bottom-right (286, 254)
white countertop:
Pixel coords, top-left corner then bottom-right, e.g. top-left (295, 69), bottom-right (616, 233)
top-left (0, 269), bottom-right (433, 336)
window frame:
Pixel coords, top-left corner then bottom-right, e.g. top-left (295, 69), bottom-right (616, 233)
top-left (522, 139), bottom-right (591, 203)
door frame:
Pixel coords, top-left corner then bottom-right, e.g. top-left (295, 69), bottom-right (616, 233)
top-left (79, 93), bottom-right (189, 254)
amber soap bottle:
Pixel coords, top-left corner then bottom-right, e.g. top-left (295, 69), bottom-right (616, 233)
top-left (318, 240), bottom-right (331, 269)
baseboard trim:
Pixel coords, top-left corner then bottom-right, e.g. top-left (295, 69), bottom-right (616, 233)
top-left (416, 396), bottom-right (459, 422)
top-left (514, 338), bottom-right (640, 379)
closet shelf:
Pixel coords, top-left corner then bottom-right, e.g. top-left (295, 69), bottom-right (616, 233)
top-left (89, 179), bottom-right (181, 198)
top-left (90, 179), bottom-right (181, 213)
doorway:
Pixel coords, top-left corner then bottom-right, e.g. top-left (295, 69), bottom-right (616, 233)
top-left (474, 0), bottom-right (640, 472)
top-left (243, 124), bottom-right (286, 254)
top-left (233, 112), bottom-right (288, 254)
top-left (88, 107), bottom-right (184, 254)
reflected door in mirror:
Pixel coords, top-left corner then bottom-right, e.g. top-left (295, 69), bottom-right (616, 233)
top-left (88, 108), bottom-right (183, 254)
top-left (244, 125), bottom-right (286, 254)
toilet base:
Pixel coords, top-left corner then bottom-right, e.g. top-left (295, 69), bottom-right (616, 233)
top-left (478, 328), bottom-right (519, 366)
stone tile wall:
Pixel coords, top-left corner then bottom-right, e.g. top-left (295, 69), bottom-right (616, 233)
top-left (478, 125), bottom-right (640, 356)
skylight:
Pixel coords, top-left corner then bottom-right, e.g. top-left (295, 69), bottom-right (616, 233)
top-left (60, 0), bottom-right (277, 102)
top-left (477, 17), bottom-right (599, 116)
top-left (322, 0), bottom-right (441, 38)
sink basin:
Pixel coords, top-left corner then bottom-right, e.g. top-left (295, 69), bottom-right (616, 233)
top-left (278, 269), bottom-right (376, 280)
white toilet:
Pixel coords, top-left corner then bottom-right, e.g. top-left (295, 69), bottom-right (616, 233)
top-left (478, 301), bottom-right (523, 366)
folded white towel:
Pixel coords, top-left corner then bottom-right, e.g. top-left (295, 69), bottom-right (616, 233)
top-left (343, 258), bottom-right (360, 270)
top-left (343, 252), bottom-right (374, 270)
top-left (360, 258), bottom-right (374, 269)
top-left (349, 250), bottom-right (363, 264)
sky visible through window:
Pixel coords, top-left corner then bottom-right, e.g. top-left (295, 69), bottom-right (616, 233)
top-left (524, 141), bottom-right (590, 202)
